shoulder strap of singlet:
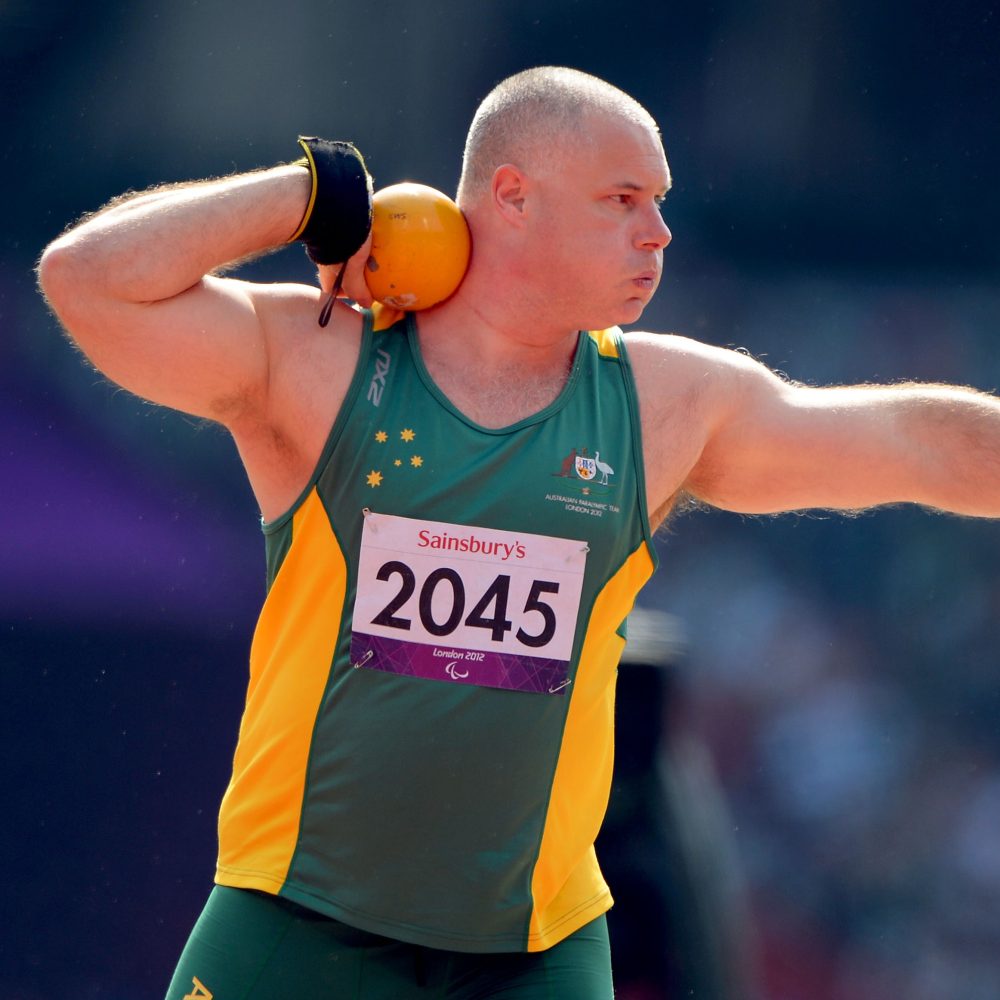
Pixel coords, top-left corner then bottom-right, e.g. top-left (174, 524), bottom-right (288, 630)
top-left (606, 328), bottom-right (656, 547)
top-left (586, 326), bottom-right (622, 358)
top-left (371, 302), bottom-right (406, 331)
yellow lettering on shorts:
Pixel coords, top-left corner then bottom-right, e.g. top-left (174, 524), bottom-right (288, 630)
top-left (183, 977), bottom-right (213, 1000)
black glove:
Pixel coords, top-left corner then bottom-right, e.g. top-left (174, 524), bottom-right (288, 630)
top-left (290, 136), bottom-right (372, 265)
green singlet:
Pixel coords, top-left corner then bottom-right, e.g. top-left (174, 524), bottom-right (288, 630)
top-left (166, 886), bottom-right (613, 1000)
top-left (214, 308), bottom-right (657, 954)
top-left (168, 306), bottom-right (656, 997)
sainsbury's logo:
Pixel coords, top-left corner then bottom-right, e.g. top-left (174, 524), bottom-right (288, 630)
top-left (416, 529), bottom-right (526, 561)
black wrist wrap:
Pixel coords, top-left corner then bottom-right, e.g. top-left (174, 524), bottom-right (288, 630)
top-left (290, 137), bottom-right (372, 265)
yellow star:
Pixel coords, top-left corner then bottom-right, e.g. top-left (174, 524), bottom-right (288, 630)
top-left (410, 455), bottom-right (423, 468)
top-left (366, 470), bottom-right (383, 488)
top-left (394, 459), bottom-right (402, 467)
top-left (374, 430), bottom-right (388, 443)
top-left (400, 428), bottom-right (415, 442)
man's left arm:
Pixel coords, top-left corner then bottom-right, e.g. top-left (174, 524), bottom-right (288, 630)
top-left (632, 333), bottom-right (1000, 518)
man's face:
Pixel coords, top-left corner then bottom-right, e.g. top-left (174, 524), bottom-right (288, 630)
top-left (526, 113), bottom-right (672, 329)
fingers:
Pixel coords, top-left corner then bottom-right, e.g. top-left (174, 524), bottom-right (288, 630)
top-left (317, 233), bottom-right (374, 308)
top-left (341, 232), bottom-right (374, 306)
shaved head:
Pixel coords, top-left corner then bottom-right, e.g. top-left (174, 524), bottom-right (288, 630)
top-left (457, 67), bottom-right (660, 207)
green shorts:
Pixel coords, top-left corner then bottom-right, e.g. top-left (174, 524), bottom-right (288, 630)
top-left (166, 886), bottom-right (613, 1000)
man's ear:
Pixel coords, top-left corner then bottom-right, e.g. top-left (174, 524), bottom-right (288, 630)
top-left (491, 164), bottom-right (529, 225)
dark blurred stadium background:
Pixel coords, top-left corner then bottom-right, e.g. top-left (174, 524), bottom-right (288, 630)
top-left (2, 2), bottom-right (999, 997)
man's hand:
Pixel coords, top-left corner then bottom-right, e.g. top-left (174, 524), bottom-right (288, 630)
top-left (318, 232), bottom-right (375, 308)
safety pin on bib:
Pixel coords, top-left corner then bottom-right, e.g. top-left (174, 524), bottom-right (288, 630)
top-left (352, 649), bottom-right (374, 669)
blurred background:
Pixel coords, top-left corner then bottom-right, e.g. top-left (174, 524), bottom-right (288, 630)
top-left (2, 1), bottom-right (999, 997)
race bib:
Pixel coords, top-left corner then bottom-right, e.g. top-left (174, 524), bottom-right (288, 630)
top-left (350, 511), bottom-right (588, 695)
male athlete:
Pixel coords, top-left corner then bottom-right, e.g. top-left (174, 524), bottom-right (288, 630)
top-left (38, 66), bottom-right (1000, 999)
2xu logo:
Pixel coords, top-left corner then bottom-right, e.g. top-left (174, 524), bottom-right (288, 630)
top-left (367, 348), bottom-right (392, 406)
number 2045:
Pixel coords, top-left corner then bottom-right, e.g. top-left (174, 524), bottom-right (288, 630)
top-left (369, 560), bottom-right (560, 649)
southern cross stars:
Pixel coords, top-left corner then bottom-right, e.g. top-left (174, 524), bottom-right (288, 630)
top-left (367, 428), bottom-right (422, 487)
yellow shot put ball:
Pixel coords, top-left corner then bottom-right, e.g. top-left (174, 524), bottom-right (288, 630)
top-left (364, 183), bottom-right (472, 310)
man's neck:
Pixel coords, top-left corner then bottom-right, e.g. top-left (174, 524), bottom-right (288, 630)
top-left (413, 295), bottom-right (580, 428)
top-left (418, 281), bottom-right (580, 370)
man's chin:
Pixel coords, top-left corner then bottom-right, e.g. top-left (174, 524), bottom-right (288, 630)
top-left (611, 298), bottom-right (650, 327)
top-left (571, 297), bottom-right (650, 332)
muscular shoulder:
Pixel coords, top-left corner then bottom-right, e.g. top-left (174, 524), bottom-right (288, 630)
top-left (213, 281), bottom-right (360, 425)
top-left (624, 330), bottom-right (775, 418)
top-left (625, 330), bottom-right (747, 378)
top-left (622, 331), bottom-right (768, 519)
top-left (625, 331), bottom-right (722, 419)
top-left (229, 283), bottom-right (366, 519)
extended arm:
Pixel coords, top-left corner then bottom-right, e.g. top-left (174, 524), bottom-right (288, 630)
top-left (631, 334), bottom-right (1000, 519)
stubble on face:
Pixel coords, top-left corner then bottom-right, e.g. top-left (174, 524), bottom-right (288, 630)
top-left (516, 115), bottom-right (669, 329)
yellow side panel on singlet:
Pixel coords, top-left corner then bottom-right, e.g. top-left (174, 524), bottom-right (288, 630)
top-left (216, 488), bottom-right (346, 892)
top-left (527, 541), bottom-right (655, 951)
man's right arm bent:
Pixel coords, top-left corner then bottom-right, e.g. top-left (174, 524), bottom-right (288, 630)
top-left (37, 162), bottom-right (367, 519)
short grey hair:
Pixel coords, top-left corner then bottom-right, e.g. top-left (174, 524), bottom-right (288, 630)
top-left (457, 66), bottom-right (659, 206)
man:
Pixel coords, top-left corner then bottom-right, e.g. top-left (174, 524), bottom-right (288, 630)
top-left (38, 66), bottom-right (1000, 999)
